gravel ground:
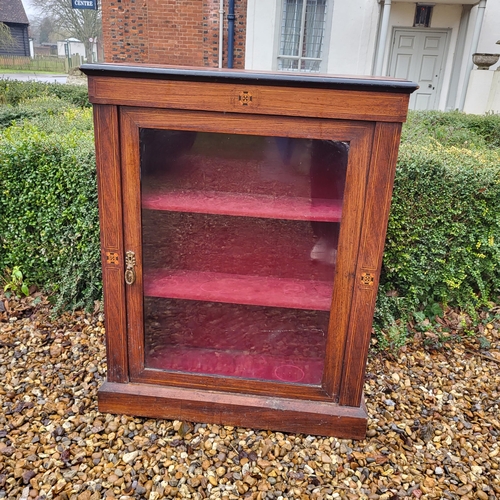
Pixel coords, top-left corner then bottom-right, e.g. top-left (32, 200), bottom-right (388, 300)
top-left (0, 293), bottom-right (499, 500)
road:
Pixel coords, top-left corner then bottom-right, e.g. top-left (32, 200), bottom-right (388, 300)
top-left (0, 73), bottom-right (68, 84)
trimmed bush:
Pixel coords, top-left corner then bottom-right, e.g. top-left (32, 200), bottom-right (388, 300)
top-left (375, 112), bottom-right (500, 340)
top-left (0, 79), bottom-right (90, 108)
top-left (0, 105), bottom-right (100, 311)
top-left (0, 87), bottom-right (499, 326)
top-left (402, 110), bottom-right (500, 149)
top-left (0, 96), bottom-right (76, 129)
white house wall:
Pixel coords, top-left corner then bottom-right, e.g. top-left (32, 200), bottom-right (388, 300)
top-left (461, 1), bottom-right (500, 113)
top-left (245, 0), bottom-right (380, 73)
top-left (244, 0), bottom-right (500, 112)
top-left (476, 0), bottom-right (500, 70)
top-left (452, 1), bottom-right (500, 111)
top-left (244, 0), bottom-right (279, 70)
top-left (431, 6), bottom-right (460, 110)
top-left (325, 0), bottom-right (379, 75)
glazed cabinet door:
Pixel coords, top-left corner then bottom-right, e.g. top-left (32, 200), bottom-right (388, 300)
top-left (119, 107), bottom-right (374, 402)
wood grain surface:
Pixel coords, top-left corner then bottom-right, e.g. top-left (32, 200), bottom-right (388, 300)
top-left (89, 67), bottom-right (414, 438)
top-left (99, 382), bottom-right (368, 439)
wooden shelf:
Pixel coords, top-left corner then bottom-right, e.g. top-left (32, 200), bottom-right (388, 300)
top-left (142, 190), bottom-right (342, 222)
top-left (144, 269), bottom-right (333, 310)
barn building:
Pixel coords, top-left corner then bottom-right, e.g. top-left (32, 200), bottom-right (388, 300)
top-left (0, 0), bottom-right (30, 57)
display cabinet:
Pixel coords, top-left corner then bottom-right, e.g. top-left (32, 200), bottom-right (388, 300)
top-left (81, 63), bottom-right (416, 439)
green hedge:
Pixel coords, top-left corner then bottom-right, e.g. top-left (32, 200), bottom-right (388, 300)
top-left (375, 111), bottom-right (500, 341)
top-left (0, 79), bottom-right (90, 107)
top-left (401, 109), bottom-right (500, 149)
top-left (0, 96), bottom-right (79, 130)
top-left (0, 103), bottom-right (100, 311)
top-left (0, 90), bottom-right (499, 326)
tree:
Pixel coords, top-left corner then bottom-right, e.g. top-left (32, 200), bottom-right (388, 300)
top-left (31, 0), bottom-right (101, 61)
top-left (30, 15), bottom-right (60, 45)
top-left (39, 16), bottom-right (58, 44)
top-left (0, 22), bottom-right (16, 50)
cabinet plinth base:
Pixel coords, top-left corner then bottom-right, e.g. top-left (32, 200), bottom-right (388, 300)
top-left (98, 381), bottom-right (367, 439)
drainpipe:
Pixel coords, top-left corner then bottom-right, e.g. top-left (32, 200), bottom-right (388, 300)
top-left (218, 0), bottom-right (224, 68)
top-left (374, 0), bottom-right (392, 76)
top-left (228, 0), bottom-right (235, 68)
top-left (458, 0), bottom-right (487, 110)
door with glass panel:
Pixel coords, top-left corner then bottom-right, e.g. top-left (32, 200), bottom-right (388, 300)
top-left (120, 107), bottom-right (373, 400)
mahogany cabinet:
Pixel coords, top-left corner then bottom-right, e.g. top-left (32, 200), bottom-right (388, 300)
top-left (81, 63), bottom-right (416, 439)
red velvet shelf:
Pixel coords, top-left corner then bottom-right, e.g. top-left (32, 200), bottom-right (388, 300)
top-left (142, 190), bottom-right (343, 221)
top-left (147, 345), bottom-right (324, 384)
top-left (144, 269), bottom-right (333, 310)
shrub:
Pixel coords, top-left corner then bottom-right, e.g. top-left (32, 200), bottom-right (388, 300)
top-left (1, 90), bottom-right (499, 329)
top-left (402, 110), bottom-right (500, 149)
top-left (375, 113), bottom-right (500, 340)
top-left (0, 79), bottom-right (90, 107)
top-left (0, 106), bottom-right (100, 311)
top-left (0, 96), bottom-right (74, 129)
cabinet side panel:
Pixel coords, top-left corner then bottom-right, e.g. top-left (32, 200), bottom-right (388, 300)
top-left (338, 122), bottom-right (402, 407)
top-left (323, 127), bottom-right (374, 398)
top-left (94, 105), bottom-right (129, 383)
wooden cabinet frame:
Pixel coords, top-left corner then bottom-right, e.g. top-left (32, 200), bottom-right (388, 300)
top-left (82, 64), bottom-right (416, 439)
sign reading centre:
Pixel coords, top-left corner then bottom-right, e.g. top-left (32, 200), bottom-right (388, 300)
top-left (72, 0), bottom-right (97, 9)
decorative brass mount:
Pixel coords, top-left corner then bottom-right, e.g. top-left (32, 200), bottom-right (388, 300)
top-left (125, 251), bottom-right (136, 285)
top-left (360, 272), bottom-right (374, 287)
top-left (239, 91), bottom-right (253, 106)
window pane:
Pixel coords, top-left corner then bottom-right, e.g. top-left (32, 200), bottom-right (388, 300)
top-left (279, 0), bottom-right (327, 72)
top-left (280, 0), bottom-right (303, 57)
top-left (301, 59), bottom-right (321, 72)
top-left (414, 5), bottom-right (432, 28)
top-left (278, 58), bottom-right (300, 71)
top-left (303, 0), bottom-right (326, 59)
top-left (140, 130), bottom-right (349, 385)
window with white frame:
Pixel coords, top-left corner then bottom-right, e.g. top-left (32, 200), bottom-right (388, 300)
top-left (278, 0), bottom-right (328, 72)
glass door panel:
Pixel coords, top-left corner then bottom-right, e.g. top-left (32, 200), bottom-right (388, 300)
top-left (140, 130), bottom-right (348, 385)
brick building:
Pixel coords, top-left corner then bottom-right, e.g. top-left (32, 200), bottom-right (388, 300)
top-left (102, 0), bottom-right (247, 68)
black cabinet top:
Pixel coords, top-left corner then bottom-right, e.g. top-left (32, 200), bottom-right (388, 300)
top-left (80, 63), bottom-right (418, 94)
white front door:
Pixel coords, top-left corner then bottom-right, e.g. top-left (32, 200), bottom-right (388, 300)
top-left (388, 29), bottom-right (448, 110)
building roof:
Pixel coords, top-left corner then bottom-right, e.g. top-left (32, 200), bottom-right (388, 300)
top-left (0, 0), bottom-right (29, 25)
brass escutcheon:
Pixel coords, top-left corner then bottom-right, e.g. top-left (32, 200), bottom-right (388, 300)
top-left (125, 251), bottom-right (136, 285)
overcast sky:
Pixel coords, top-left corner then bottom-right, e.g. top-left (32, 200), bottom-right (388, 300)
top-left (22, 0), bottom-right (39, 21)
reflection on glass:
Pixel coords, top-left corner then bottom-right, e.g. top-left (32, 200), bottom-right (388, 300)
top-left (140, 130), bottom-right (348, 384)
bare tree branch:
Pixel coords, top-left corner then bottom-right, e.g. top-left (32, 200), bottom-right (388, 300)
top-left (30, 0), bottom-right (101, 60)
